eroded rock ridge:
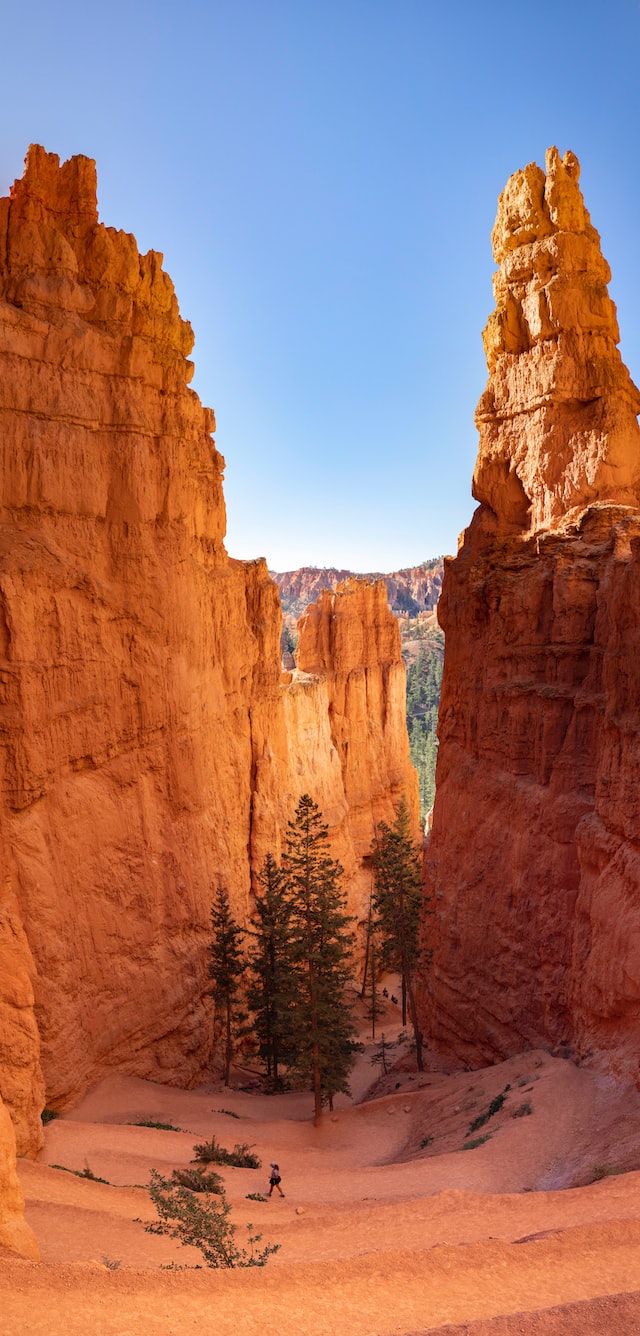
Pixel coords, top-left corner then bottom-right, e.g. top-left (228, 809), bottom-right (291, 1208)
top-left (421, 149), bottom-right (640, 1082)
top-left (0, 146), bottom-right (418, 1184)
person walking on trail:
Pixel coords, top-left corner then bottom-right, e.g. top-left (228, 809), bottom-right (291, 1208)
top-left (268, 1162), bottom-right (284, 1197)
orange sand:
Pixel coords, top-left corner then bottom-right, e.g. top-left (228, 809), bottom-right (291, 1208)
top-left (3, 1037), bottom-right (640, 1335)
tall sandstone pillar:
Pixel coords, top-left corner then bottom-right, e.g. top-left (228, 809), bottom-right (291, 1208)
top-left (421, 149), bottom-right (640, 1082)
top-left (0, 146), bottom-right (418, 1164)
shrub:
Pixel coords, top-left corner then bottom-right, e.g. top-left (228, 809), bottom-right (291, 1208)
top-left (41, 1108), bottom-right (58, 1125)
top-left (420, 1136), bottom-right (433, 1149)
top-left (171, 1167), bottom-right (224, 1194)
top-left (467, 1085), bottom-right (511, 1135)
top-left (512, 1102), bottom-right (532, 1118)
top-left (51, 1164), bottom-right (110, 1184)
top-left (246, 1192), bottom-right (268, 1202)
top-left (214, 1108), bottom-right (240, 1119)
top-left (591, 1163), bottom-right (620, 1182)
top-left (142, 1169), bottom-right (279, 1268)
top-left (193, 1136), bottom-right (261, 1169)
top-left (460, 1134), bottom-right (491, 1151)
top-left (130, 1120), bottom-right (184, 1132)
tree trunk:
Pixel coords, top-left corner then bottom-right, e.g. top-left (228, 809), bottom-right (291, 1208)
top-left (406, 975), bottom-right (424, 1071)
top-left (224, 999), bottom-right (232, 1085)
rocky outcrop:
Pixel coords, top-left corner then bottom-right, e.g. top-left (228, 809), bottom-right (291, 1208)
top-left (0, 144), bottom-right (417, 1176)
top-left (0, 1095), bottom-right (38, 1258)
top-left (421, 149), bottom-right (640, 1082)
top-left (275, 561), bottom-right (444, 622)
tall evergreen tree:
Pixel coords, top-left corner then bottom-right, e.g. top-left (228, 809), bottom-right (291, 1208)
top-left (282, 794), bottom-right (360, 1125)
top-left (371, 797), bottom-right (426, 1071)
top-left (208, 887), bottom-right (246, 1086)
top-left (246, 853), bottom-right (295, 1090)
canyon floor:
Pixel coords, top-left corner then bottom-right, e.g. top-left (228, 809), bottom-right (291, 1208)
top-left (3, 1004), bottom-right (640, 1336)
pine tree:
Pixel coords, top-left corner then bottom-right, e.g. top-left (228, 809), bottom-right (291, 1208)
top-left (371, 797), bottom-right (426, 1071)
top-left (208, 887), bottom-right (246, 1086)
top-left (246, 853), bottom-right (295, 1090)
top-left (282, 794), bottom-right (360, 1125)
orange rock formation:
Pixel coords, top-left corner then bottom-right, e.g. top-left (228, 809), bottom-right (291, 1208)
top-left (421, 149), bottom-right (640, 1082)
top-left (0, 1095), bottom-right (39, 1258)
top-left (0, 145), bottom-right (417, 1187)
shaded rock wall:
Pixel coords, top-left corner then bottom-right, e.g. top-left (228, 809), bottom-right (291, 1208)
top-left (421, 150), bottom-right (640, 1082)
top-left (0, 147), bottom-right (417, 1168)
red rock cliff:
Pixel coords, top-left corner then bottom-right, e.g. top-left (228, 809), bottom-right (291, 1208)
top-left (0, 147), bottom-right (417, 1164)
top-left (421, 149), bottom-right (640, 1082)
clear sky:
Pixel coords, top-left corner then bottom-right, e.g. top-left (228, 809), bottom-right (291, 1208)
top-left (2, 2), bottom-right (640, 571)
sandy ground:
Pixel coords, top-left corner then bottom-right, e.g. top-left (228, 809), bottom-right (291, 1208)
top-left (3, 1019), bottom-right (640, 1335)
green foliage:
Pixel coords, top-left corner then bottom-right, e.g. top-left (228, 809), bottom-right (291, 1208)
top-left (370, 797), bottom-right (427, 1069)
top-left (130, 1120), bottom-right (184, 1132)
top-left (591, 1163), bottom-right (620, 1181)
top-left (460, 1134), bottom-right (491, 1151)
top-left (102, 1256), bottom-right (122, 1270)
top-left (246, 1192), bottom-right (268, 1201)
top-left (512, 1102), bottom-right (532, 1119)
top-left (370, 1032), bottom-right (396, 1075)
top-left (420, 1135), bottom-right (433, 1149)
top-left (208, 886), bottom-right (246, 1085)
top-left (467, 1085), bottom-right (511, 1135)
top-left (193, 1136), bottom-right (261, 1169)
top-left (171, 1167), bottom-right (225, 1193)
top-left (143, 1169), bottom-right (279, 1268)
top-left (51, 1164), bottom-right (111, 1184)
top-left (41, 1109), bottom-right (58, 1125)
top-left (405, 630), bottom-right (444, 821)
top-left (281, 794), bottom-right (361, 1122)
top-left (213, 1108), bottom-right (240, 1119)
top-left (246, 853), bottom-right (296, 1090)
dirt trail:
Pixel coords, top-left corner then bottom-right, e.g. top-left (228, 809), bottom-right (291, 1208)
top-left (4, 1039), bottom-right (640, 1334)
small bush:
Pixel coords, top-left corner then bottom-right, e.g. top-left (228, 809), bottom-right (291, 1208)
top-left (512, 1102), bottom-right (532, 1118)
top-left (130, 1120), bottom-right (184, 1132)
top-left (467, 1085), bottom-right (511, 1135)
top-left (420, 1136), bottom-right (433, 1149)
top-left (51, 1164), bottom-right (110, 1184)
top-left (214, 1108), bottom-right (240, 1119)
top-left (246, 1192), bottom-right (268, 1202)
top-left (102, 1257), bottom-right (121, 1270)
top-left (460, 1134), bottom-right (491, 1151)
top-left (41, 1108), bottom-right (58, 1125)
top-left (591, 1163), bottom-right (619, 1182)
top-left (171, 1167), bottom-right (225, 1194)
top-left (141, 1169), bottom-right (279, 1268)
top-left (193, 1136), bottom-right (261, 1169)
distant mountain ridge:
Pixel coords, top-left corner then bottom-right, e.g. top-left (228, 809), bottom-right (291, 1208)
top-left (273, 559), bottom-right (444, 621)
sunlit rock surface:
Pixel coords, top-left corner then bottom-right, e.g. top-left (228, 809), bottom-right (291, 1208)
top-left (421, 149), bottom-right (640, 1082)
top-left (0, 147), bottom-right (417, 1170)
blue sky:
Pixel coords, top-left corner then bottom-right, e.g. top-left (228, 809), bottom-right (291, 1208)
top-left (2, 1), bottom-right (640, 570)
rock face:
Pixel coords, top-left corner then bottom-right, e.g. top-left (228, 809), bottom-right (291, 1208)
top-left (421, 149), bottom-right (640, 1082)
top-left (0, 145), bottom-right (417, 1174)
top-left (0, 1095), bottom-right (39, 1258)
top-left (275, 561), bottom-right (444, 622)
top-left (285, 579), bottom-right (420, 921)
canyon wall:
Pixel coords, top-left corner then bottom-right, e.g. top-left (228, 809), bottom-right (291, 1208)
top-left (0, 145), bottom-right (417, 1176)
top-left (284, 579), bottom-right (420, 928)
top-left (275, 560), bottom-right (443, 621)
top-left (421, 148), bottom-right (640, 1083)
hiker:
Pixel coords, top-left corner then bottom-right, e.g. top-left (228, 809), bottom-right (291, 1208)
top-left (382, 987), bottom-right (389, 998)
top-left (391, 995), bottom-right (398, 1005)
top-left (268, 1162), bottom-right (284, 1197)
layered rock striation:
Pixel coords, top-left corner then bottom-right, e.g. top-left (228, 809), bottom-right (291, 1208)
top-left (0, 146), bottom-right (417, 1171)
top-left (421, 149), bottom-right (640, 1081)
